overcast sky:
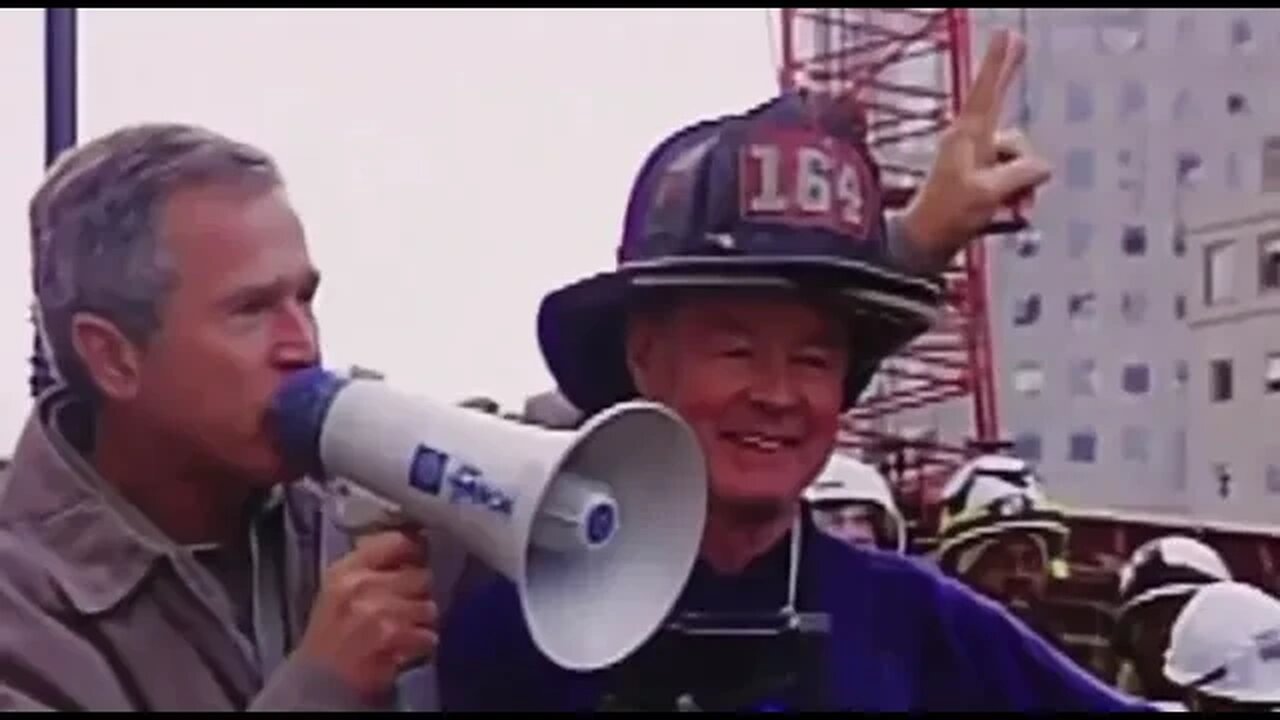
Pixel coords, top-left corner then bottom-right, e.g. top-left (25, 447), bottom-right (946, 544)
top-left (0, 9), bottom-right (777, 449)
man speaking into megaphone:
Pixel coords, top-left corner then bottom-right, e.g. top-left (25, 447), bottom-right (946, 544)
top-left (0, 123), bottom-right (442, 711)
top-left (436, 30), bottom-right (1151, 712)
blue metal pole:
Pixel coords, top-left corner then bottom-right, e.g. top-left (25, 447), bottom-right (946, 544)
top-left (33, 8), bottom-right (78, 397)
top-left (45, 8), bottom-right (77, 168)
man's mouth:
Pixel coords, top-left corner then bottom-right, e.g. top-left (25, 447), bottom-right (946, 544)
top-left (721, 432), bottom-right (800, 455)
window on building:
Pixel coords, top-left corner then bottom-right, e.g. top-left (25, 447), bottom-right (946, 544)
top-left (1174, 360), bottom-right (1190, 390)
top-left (1122, 363), bottom-right (1151, 395)
top-left (1167, 425), bottom-right (1182, 491)
top-left (1266, 353), bottom-right (1280, 393)
top-left (1002, 230), bottom-right (1040, 259)
top-left (1014, 230), bottom-right (1040, 259)
top-left (1267, 465), bottom-right (1280, 495)
top-left (1118, 80), bottom-right (1146, 122)
top-left (1211, 358), bottom-right (1234, 403)
top-left (1121, 426), bottom-right (1149, 463)
top-left (1172, 427), bottom-right (1188, 491)
top-left (1173, 89), bottom-right (1195, 123)
top-left (1122, 225), bottom-right (1147, 256)
top-left (1069, 430), bottom-right (1098, 464)
top-left (1067, 220), bottom-right (1093, 259)
top-left (1013, 361), bottom-right (1045, 397)
top-left (1177, 151), bottom-right (1204, 188)
top-left (1259, 232), bottom-right (1280, 292)
top-left (1226, 151), bottom-right (1242, 190)
top-left (1116, 148), bottom-right (1144, 203)
top-left (1176, 13), bottom-right (1196, 46)
top-left (1173, 223), bottom-right (1187, 257)
top-left (1066, 149), bottom-right (1095, 190)
top-left (1230, 16), bottom-right (1254, 52)
top-left (1227, 92), bottom-right (1249, 116)
top-left (1013, 432), bottom-right (1043, 462)
top-left (1259, 458), bottom-right (1280, 491)
top-left (1264, 137), bottom-right (1280, 193)
top-left (1065, 81), bottom-right (1093, 123)
top-left (1121, 291), bottom-right (1147, 325)
top-left (1097, 11), bottom-right (1145, 55)
top-left (1017, 103), bottom-right (1032, 128)
top-left (1068, 291), bottom-right (1097, 325)
top-left (1069, 358), bottom-right (1099, 398)
top-left (1204, 241), bottom-right (1236, 306)
top-left (1174, 293), bottom-right (1187, 320)
top-left (1013, 294), bottom-right (1042, 327)
top-left (1051, 25), bottom-right (1096, 55)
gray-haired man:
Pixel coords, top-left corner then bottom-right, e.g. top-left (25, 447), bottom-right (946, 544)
top-left (0, 124), bottom-right (439, 710)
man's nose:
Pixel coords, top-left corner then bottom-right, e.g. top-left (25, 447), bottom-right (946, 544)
top-left (272, 301), bottom-right (319, 368)
top-left (1003, 573), bottom-right (1040, 599)
top-left (746, 354), bottom-right (802, 410)
top-left (1010, 555), bottom-right (1045, 582)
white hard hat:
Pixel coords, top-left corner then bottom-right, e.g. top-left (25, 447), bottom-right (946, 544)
top-left (1164, 581), bottom-right (1280, 704)
top-left (803, 453), bottom-right (906, 552)
top-left (935, 454), bottom-right (1069, 577)
top-left (939, 453), bottom-right (1049, 510)
top-left (1119, 536), bottom-right (1232, 617)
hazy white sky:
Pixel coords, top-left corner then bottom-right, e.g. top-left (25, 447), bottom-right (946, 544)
top-left (0, 8), bottom-right (777, 449)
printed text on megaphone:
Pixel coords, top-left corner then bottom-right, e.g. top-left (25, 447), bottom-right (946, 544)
top-left (408, 444), bottom-right (516, 517)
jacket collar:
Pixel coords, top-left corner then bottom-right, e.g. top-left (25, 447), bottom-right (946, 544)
top-left (0, 389), bottom-right (283, 616)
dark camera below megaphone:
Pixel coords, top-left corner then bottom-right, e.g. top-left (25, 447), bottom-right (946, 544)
top-left (598, 610), bottom-right (833, 712)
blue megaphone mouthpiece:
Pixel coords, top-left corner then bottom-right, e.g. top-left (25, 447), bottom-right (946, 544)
top-left (271, 366), bottom-right (350, 480)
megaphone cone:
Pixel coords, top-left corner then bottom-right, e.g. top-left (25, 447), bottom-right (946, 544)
top-left (273, 367), bottom-right (708, 671)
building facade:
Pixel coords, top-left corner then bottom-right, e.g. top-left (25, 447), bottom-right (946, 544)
top-left (1183, 192), bottom-right (1280, 524)
top-left (964, 8), bottom-right (1280, 519)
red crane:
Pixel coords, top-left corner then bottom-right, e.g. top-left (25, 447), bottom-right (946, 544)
top-left (776, 8), bottom-right (1001, 538)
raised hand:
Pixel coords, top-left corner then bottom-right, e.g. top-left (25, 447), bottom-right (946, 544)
top-left (900, 28), bottom-right (1053, 273)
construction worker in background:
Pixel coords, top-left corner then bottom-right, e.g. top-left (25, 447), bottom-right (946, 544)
top-left (935, 454), bottom-right (1072, 654)
top-left (802, 453), bottom-right (906, 553)
top-left (437, 30), bottom-right (1149, 711)
top-left (457, 396), bottom-right (503, 415)
top-left (1112, 536), bottom-right (1233, 704)
top-left (458, 391), bottom-right (584, 428)
top-left (522, 389), bottom-right (585, 430)
top-left (1163, 581), bottom-right (1280, 712)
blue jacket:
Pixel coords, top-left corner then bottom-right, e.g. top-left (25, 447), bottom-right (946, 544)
top-left (437, 519), bottom-right (1151, 711)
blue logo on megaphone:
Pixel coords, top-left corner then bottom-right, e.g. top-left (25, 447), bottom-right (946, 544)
top-left (409, 444), bottom-right (515, 517)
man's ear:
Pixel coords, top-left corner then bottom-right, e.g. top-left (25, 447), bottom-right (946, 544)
top-left (624, 312), bottom-right (666, 398)
top-left (69, 313), bottom-right (144, 401)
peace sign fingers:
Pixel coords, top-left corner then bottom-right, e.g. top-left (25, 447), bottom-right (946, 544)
top-left (893, 25), bottom-right (1049, 274)
top-left (957, 29), bottom-right (1028, 147)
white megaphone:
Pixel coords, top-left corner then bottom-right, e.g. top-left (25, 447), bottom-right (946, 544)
top-left (271, 367), bottom-right (708, 672)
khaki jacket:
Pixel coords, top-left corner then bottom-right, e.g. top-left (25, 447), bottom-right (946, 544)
top-left (0, 393), bottom-right (461, 711)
